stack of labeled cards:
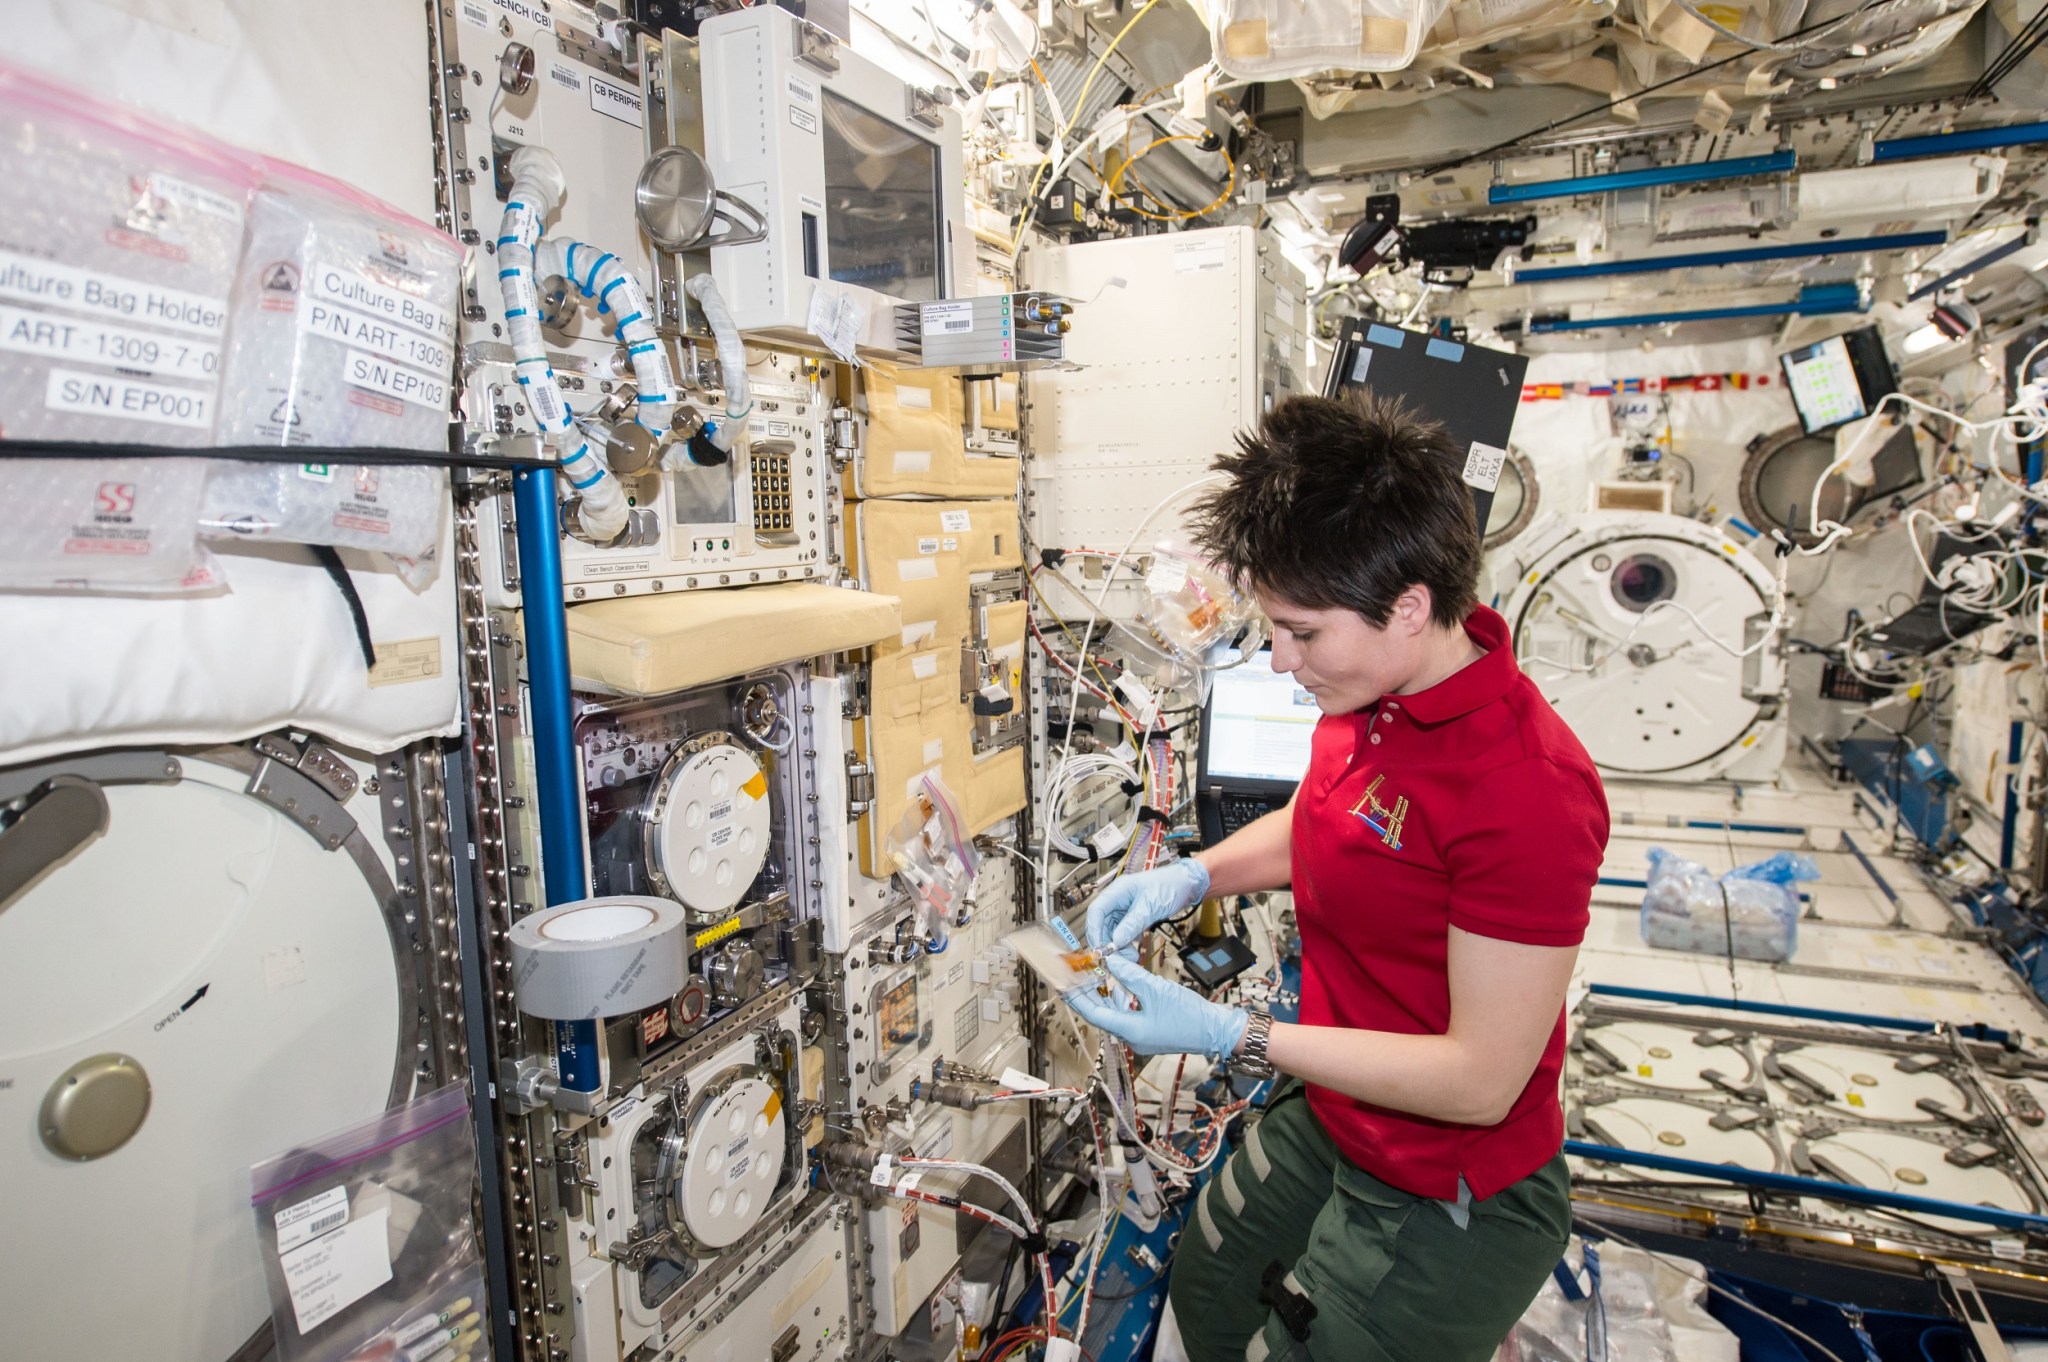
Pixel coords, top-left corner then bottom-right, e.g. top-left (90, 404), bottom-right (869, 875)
top-left (894, 292), bottom-right (1074, 368)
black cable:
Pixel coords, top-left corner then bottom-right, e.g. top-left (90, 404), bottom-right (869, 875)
top-left (1968, 0), bottom-right (2048, 102)
top-left (1411, 0), bottom-right (1889, 179)
top-left (1, 438), bottom-right (554, 472)
top-left (311, 544), bottom-right (378, 670)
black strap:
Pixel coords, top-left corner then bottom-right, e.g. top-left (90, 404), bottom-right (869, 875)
top-left (311, 545), bottom-right (378, 671)
top-left (1136, 804), bottom-right (1169, 826)
top-left (1260, 1261), bottom-right (1317, 1342)
top-left (1, 438), bottom-right (552, 471)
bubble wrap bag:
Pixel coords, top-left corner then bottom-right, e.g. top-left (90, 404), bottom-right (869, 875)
top-left (1638, 846), bottom-right (1817, 963)
top-left (0, 64), bottom-right (254, 588)
top-left (0, 457), bottom-right (219, 590)
top-left (203, 163), bottom-right (460, 559)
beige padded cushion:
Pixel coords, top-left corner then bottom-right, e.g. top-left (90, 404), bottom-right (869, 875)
top-left (566, 582), bottom-right (901, 697)
top-left (853, 362), bottom-right (1017, 499)
top-left (849, 499), bottom-right (1021, 657)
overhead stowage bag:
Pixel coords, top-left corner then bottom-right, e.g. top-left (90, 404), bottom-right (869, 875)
top-left (1208, 0), bottom-right (1445, 80)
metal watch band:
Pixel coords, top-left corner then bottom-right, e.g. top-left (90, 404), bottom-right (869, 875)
top-left (1230, 1009), bottom-right (1277, 1079)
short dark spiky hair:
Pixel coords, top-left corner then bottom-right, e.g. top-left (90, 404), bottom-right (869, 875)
top-left (1189, 391), bottom-right (1481, 629)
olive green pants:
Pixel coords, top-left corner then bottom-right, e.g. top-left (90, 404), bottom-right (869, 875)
top-left (1166, 1082), bottom-right (1571, 1362)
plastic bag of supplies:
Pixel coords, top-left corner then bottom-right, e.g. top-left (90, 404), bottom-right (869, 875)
top-left (1638, 847), bottom-right (1817, 963)
top-left (1493, 1237), bottom-right (1736, 1362)
top-left (249, 1083), bottom-right (486, 1362)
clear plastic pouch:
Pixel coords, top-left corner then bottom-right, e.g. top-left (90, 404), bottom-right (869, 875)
top-left (0, 62), bottom-right (256, 590)
top-left (249, 1083), bottom-right (488, 1362)
top-left (886, 772), bottom-right (981, 941)
top-left (0, 63), bottom-right (253, 448)
top-left (1638, 846), bottom-right (1817, 963)
top-left (203, 159), bottom-right (460, 560)
top-left (0, 456), bottom-right (215, 590)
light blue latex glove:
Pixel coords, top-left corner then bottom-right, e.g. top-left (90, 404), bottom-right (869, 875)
top-left (1085, 858), bottom-right (1211, 955)
top-left (1063, 954), bottom-right (1249, 1059)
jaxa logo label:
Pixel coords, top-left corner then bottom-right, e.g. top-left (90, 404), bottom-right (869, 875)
top-left (1348, 774), bottom-right (1408, 850)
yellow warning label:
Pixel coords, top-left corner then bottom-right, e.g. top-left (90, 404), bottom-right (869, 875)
top-left (1846, 1092), bottom-right (1865, 1108)
top-left (741, 770), bottom-right (769, 801)
top-left (693, 916), bottom-right (744, 950)
top-left (1637, 1064), bottom-right (1654, 1078)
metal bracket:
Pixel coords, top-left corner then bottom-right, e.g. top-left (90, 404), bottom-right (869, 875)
top-left (905, 85), bottom-right (944, 129)
top-left (827, 405), bottom-right (860, 468)
top-left (1932, 1263), bottom-right (2015, 1361)
top-left (610, 1224), bottom-right (682, 1273)
top-left (253, 733), bottom-right (361, 802)
top-left (796, 23), bottom-right (840, 72)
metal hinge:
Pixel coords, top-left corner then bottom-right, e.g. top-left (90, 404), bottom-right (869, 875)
top-left (841, 668), bottom-right (870, 719)
top-left (845, 755), bottom-right (874, 820)
top-left (827, 405), bottom-right (860, 468)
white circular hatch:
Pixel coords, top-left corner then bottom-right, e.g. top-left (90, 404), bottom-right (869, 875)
top-left (0, 752), bottom-right (406, 1362)
top-left (671, 1070), bottom-right (787, 1251)
top-left (1505, 512), bottom-right (1784, 779)
top-left (645, 734), bottom-right (773, 920)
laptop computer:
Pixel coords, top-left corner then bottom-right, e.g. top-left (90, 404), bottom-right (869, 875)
top-left (1195, 648), bottom-right (1320, 846)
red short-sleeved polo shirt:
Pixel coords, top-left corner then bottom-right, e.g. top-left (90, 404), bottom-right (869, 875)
top-left (1289, 604), bottom-right (1609, 1200)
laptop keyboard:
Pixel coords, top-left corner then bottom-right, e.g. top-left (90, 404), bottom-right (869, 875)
top-left (1219, 795), bottom-right (1274, 836)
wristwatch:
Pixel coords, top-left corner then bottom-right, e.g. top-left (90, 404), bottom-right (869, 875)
top-left (1229, 1009), bottom-right (1277, 1079)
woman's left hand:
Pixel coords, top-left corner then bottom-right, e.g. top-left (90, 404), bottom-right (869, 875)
top-left (1061, 954), bottom-right (1249, 1059)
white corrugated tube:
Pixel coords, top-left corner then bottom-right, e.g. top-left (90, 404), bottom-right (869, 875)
top-left (684, 273), bottom-right (751, 458)
top-left (532, 235), bottom-right (678, 435)
top-left (497, 146), bottom-right (628, 541)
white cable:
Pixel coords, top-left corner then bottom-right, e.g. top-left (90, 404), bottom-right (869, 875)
top-left (1045, 749), bottom-right (1142, 859)
top-left (1045, 76), bottom-right (1249, 186)
top-left (1520, 557), bottom-right (1789, 678)
top-left (1038, 473), bottom-right (1226, 921)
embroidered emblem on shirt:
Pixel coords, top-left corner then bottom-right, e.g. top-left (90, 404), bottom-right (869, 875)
top-left (1348, 774), bottom-right (1408, 850)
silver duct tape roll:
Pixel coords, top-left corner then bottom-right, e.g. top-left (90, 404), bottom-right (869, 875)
top-left (509, 896), bottom-right (691, 1020)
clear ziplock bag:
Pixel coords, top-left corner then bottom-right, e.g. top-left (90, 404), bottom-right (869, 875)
top-left (249, 1083), bottom-right (489, 1362)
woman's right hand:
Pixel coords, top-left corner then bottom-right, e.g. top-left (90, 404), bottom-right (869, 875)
top-left (1085, 858), bottom-right (1211, 954)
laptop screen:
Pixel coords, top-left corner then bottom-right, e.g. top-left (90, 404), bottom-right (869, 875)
top-left (1204, 650), bottom-right (1319, 784)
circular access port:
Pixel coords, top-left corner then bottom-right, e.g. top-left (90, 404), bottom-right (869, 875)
top-left (1610, 553), bottom-right (1678, 614)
